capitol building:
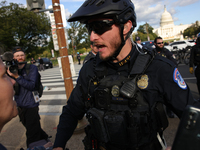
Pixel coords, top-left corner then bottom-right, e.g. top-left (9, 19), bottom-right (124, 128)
top-left (153, 6), bottom-right (193, 40)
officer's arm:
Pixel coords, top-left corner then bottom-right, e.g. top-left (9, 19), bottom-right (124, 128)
top-left (158, 63), bottom-right (200, 118)
top-left (53, 65), bottom-right (89, 148)
top-left (189, 47), bottom-right (195, 67)
top-left (53, 103), bottom-right (79, 149)
top-left (16, 65), bottom-right (38, 91)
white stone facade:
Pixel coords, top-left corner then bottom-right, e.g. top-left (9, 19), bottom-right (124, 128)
top-left (153, 6), bottom-right (192, 40)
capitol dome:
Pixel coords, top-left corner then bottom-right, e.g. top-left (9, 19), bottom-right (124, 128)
top-left (160, 6), bottom-right (174, 27)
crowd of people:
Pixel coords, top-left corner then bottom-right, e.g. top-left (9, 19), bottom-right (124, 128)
top-left (0, 0), bottom-right (200, 150)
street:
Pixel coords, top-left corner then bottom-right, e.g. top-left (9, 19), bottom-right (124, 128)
top-left (38, 63), bottom-right (82, 115)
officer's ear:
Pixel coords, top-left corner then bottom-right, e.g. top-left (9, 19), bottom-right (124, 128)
top-left (123, 20), bottom-right (132, 35)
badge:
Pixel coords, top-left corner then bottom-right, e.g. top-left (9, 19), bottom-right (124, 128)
top-left (137, 74), bottom-right (149, 89)
top-left (173, 68), bottom-right (187, 89)
top-left (111, 85), bottom-right (120, 97)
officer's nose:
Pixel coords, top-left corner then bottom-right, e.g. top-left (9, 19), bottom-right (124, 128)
top-left (90, 31), bottom-right (100, 42)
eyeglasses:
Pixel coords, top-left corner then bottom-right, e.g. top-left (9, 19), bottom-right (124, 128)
top-left (86, 20), bottom-right (115, 35)
top-left (157, 42), bottom-right (163, 44)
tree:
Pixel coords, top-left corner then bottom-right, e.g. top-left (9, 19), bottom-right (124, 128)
top-left (137, 23), bottom-right (154, 34)
top-left (67, 19), bottom-right (90, 60)
top-left (183, 21), bottom-right (200, 38)
top-left (0, 1), bottom-right (51, 58)
top-left (135, 23), bottom-right (157, 41)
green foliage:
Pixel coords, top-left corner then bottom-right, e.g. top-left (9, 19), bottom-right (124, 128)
top-left (183, 21), bottom-right (200, 38)
top-left (77, 48), bottom-right (86, 54)
top-left (134, 23), bottom-right (157, 42)
top-left (133, 31), bottom-right (157, 42)
top-left (0, 1), bottom-right (51, 57)
top-left (42, 50), bottom-right (51, 58)
top-left (51, 59), bottom-right (58, 66)
top-left (67, 21), bottom-right (90, 50)
top-left (137, 23), bottom-right (154, 34)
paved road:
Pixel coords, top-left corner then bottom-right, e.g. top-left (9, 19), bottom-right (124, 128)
top-left (38, 63), bottom-right (83, 115)
top-left (177, 64), bottom-right (199, 99)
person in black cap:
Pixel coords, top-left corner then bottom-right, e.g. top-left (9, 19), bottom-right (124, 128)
top-left (83, 42), bottom-right (98, 64)
top-left (135, 36), bottom-right (143, 49)
top-left (154, 37), bottom-right (177, 118)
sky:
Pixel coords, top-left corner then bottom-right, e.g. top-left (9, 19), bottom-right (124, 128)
top-left (4, 0), bottom-right (200, 30)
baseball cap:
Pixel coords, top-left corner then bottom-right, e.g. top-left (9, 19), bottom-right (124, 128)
top-left (12, 46), bottom-right (24, 54)
top-left (135, 36), bottom-right (141, 41)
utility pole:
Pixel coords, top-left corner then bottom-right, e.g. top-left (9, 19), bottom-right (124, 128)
top-left (71, 35), bottom-right (75, 62)
top-left (146, 22), bottom-right (150, 41)
top-left (52, 0), bottom-right (73, 99)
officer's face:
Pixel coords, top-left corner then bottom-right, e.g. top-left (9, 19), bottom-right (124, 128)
top-left (90, 44), bottom-right (98, 55)
top-left (88, 19), bottom-right (121, 61)
top-left (0, 59), bottom-right (18, 128)
top-left (155, 39), bottom-right (164, 49)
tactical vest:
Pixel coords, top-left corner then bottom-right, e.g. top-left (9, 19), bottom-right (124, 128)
top-left (83, 48), bottom-right (168, 149)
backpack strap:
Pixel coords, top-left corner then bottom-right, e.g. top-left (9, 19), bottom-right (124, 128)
top-left (25, 64), bottom-right (31, 75)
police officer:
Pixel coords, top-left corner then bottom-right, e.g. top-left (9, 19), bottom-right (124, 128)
top-left (154, 37), bottom-right (177, 118)
top-left (53, 1), bottom-right (200, 150)
top-left (135, 36), bottom-right (142, 49)
top-left (154, 37), bottom-right (177, 67)
top-left (189, 33), bottom-right (200, 100)
top-left (83, 42), bottom-right (98, 64)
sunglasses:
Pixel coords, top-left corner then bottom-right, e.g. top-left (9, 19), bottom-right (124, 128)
top-left (157, 42), bottom-right (163, 44)
top-left (86, 20), bottom-right (115, 35)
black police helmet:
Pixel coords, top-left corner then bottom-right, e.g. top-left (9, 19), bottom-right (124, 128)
top-left (68, 0), bottom-right (137, 28)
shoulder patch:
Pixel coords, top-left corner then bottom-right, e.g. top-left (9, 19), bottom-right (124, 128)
top-left (173, 68), bottom-right (187, 89)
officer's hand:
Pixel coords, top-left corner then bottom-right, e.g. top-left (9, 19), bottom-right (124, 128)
top-left (53, 147), bottom-right (63, 150)
top-left (189, 67), bottom-right (194, 74)
top-left (7, 67), bottom-right (19, 79)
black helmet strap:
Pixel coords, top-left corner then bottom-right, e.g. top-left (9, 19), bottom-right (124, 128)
top-left (111, 24), bottom-right (134, 60)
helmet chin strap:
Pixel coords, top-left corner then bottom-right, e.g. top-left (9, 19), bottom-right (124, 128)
top-left (111, 24), bottom-right (134, 60)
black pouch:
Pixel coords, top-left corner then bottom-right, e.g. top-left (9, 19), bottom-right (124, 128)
top-left (155, 102), bottom-right (168, 131)
top-left (104, 111), bottom-right (128, 145)
top-left (87, 108), bottom-right (109, 143)
top-left (127, 126), bottom-right (138, 147)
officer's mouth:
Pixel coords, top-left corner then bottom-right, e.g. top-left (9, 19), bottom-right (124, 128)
top-left (96, 44), bottom-right (106, 52)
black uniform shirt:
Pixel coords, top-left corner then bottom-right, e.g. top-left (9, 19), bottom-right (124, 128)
top-left (156, 47), bottom-right (177, 66)
top-left (53, 45), bottom-right (200, 149)
top-left (189, 43), bottom-right (200, 67)
top-left (83, 51), bottom-right (96, 64)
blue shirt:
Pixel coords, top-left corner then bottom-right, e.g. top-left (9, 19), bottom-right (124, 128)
top-left (0, 143), bottom-right (6, 150)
